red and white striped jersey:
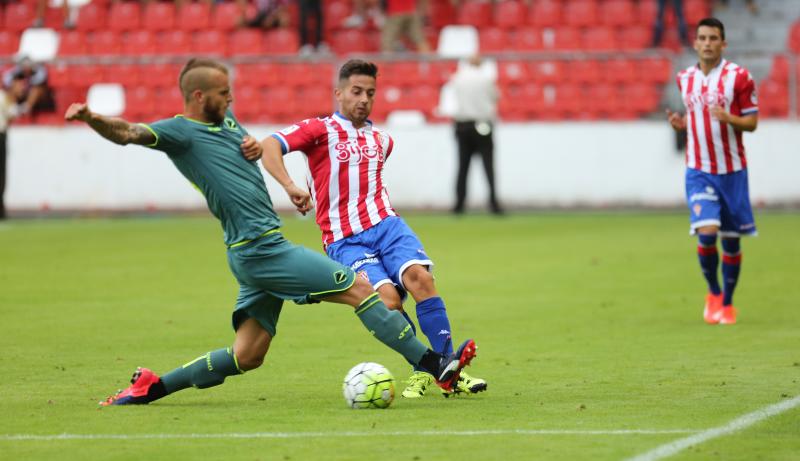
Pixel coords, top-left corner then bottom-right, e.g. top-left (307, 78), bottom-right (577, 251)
top-left (676, 59), bottom-right (758, 175)
top-left (271, 112), bottom-right (396, 246)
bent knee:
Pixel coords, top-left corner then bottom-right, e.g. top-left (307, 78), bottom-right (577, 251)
top-left (235, 351), bottom-right (265, 371)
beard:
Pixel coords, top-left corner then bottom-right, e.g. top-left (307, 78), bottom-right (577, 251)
top-left (203, 100), bottom-right (226, 124)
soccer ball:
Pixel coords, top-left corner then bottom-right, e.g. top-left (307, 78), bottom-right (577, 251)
top-left (342, 362), bottom-right (395, 409)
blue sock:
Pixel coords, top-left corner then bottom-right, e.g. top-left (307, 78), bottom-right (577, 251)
top-left (416, 296), bottom-right (453, 356)
top-left (697, 234), bottom-right (721, 295)
top-left (721, 238), bottom-right (742, 306)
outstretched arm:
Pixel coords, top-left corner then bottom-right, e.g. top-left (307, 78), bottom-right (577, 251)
top-left (65, 103), bottom-right (156, 146)
top-left (260, 136), bottom-right (312, 215)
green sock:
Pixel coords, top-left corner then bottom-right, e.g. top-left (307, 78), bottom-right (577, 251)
top-left (355, 293), bottom-right (428, 366)
top-left (160, 347), bottom-right (243, 394)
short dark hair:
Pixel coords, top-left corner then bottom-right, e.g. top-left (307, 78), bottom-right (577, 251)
top-left (697, 17), bottom-right (725, 40)
top-left (338, 59), bottom-right (378, 82)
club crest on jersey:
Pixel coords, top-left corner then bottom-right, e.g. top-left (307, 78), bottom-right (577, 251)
top-left (333, 270), bottom-right (348, 284)
top-left (334, 139), bottom-right (384, 163)
top-left (224, 117), bottom-right (238, 131)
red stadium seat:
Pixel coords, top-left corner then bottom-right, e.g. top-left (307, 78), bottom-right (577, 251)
top-left (212, 2), bottom-right (242, 31)
top-left (626, 83), bottom-right (660, 114)
top-left (141, 63), bottom-right (182, 88)
top-left (76, 2), bottom-right (107, 32)
top-left (428, 0), bottom-right (457, 29)
top-left (232, 85), bottom-right (264, 121)
top-left (684, 0), bottom-right (709, 26)
top-left (788, 21), bottom-right (800, 54)
top-left (261, 87), bottom-right (298, 123)
top-left (494, 1), bottom-right (527, 28)
top-left (308, 62), bottom-right (336, 87)
top-left (87, 30), bottom-right (122, 56)
top-left (330, 29), bottom-right (371, 55)
top-left (125, 87), bottom-right (156, 120)
top-left (324, 0), bottom-right (351, 32)
top-left (157, 30), bottom-right (192, 56)
top-left (143, 2), bottom-right (176, 31)
top-left (298, 85), bottom-right (334, 117)
top-left (264, 28), bottom-right (300, 55)
top-left (511, 27), bottom-right (542, 51)
top-left (601, 0), bottom-right (634, 27)
top-left (57, 30), bottom-right (88, 56)
top-left (108, 2), bottom-right (141, 32)
top-left (379, 61), bottom-right (421, 87)
top-left (582, 26), bottom-right (617, 51)
top-left (529, 60), bottom-right (565, 84)
top-left (564, 0), bottom-right (598, 27)
top-left (767, 55), bottom-right (789, 85)
top-left (104, 64), bottom-right (141, 87)
top-left (617, 25), bottom-right (651, 50)
top-left (604, 58), bottom-right (637, 84)
top-left (154, 86), bottom-right (184, 118)
top-left (480, 27), bottom-right (508, 53)
top-left (406, 84), bottom-right (438, 115)
top-left (47, 63), bottom-right (71, 88)
top-left (497, 60), bottom-right (530, 85)
top-left (282, 63), bottom-right (314, 88)
top-left (639, 57), bottom-right (672, 83)
top-left (122, 30), bottom-right (157, 56)
top-left (0, 31), bottom-right (20, 56)
top-left (43, 5), bottom-right (66, 29)
top-left (567, 59), bottom-right (602, 84)
top-left (193, 30), bottom-right (227, 56)
top-left (528, 0), bottom-right (561, 27)
top-left (551, 26), bottom-right (581, 50)
top-left (636, 0), bottom-right (656, 29)
top-left (4, 3), bottom-right (36, 32)
top-left (229, 30), bottom-right (266, 56)
top-left (177, 2), bottom-right (210, 31)
top-left (457, 0), bottom-right (492, 28)
top-left (758, 80), bottom-right (788, 118)
top-left (68, 64), bottom-right (106, 87)
top-left (235, 63), bottom-right (280, 88)
top-left (584, 83), bottom-right (620, 119)
top-left (53, 85), bottom-right (86, 120)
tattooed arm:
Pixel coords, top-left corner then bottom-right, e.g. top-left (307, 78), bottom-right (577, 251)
top-left (65, 102), bottom-right (156, 146)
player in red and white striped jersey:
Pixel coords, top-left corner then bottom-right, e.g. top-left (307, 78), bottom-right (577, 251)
top-left (260, 59), bottom-right (485, 397)
top-left (666, 18), bottom-right (758, 325)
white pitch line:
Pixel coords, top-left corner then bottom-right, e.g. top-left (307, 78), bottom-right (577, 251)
top-left (0, 429), bottom-right (697, 442)
top-left (627, 395), bottom-right (800, 461)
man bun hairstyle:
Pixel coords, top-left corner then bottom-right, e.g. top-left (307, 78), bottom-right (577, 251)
top-left (697, 17), bottom-right (725, 40)
top-left (338, 59), bottom-right (379, 82)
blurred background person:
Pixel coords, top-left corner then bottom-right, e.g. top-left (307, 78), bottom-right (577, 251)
top-left (381, 0), bottom-right (430, 53)
top-left (449, 55), bottom-right (502, 215)
top-left (0, 87), bottom-right (18, 220)
top-left (238, 0), bottom-right (289, 29)
top-left (2, 56), bottom-right (55, 119)
top-left (297, 0), bottom-right (330, 55)
top-left (652, 0), bottom-right (690, 47)
top-left (343, 0), bottom-right (384, 28)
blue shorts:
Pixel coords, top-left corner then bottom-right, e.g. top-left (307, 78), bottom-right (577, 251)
top-left (685, 168), bottom-right (757, 237)
top-left (326, 216), bottom-right (432, 300)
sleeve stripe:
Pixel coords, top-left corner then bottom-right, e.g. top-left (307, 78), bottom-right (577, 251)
top-left (271, 133), bottom-right (289, 154)
top-left (741, 108), bottom-right (758, 114)
top-left (138, 123), bottom-right (159, 147)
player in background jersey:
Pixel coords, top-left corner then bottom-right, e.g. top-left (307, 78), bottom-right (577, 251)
top-left (666, 18), bottom-right (758, 325)
top-left (258, 59), bottom-right (487, 398)
top-left (65, 58), bottom-right (476, 406)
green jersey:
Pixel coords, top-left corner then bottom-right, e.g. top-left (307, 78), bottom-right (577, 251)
top-left (141, 112), bottom-right (281, 246)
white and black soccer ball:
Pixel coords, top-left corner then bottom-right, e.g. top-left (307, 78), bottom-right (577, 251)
top-left (342, 362), bottom-right (395, 409)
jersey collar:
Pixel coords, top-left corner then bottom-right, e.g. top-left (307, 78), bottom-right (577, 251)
top-left (332, 111), bottom-right (373, 131)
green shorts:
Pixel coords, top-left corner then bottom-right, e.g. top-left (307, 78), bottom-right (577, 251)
top-left (226, 232), bottom-right (355, 337)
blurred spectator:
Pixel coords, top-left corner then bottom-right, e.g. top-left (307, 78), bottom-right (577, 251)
top-left (449, 55), bottom-right (502, 215)
top-left (381, 0), bottom-right (430, 53)
top-left (652, 0), bottom-right (690, 47)
top-left (238, 0), bottom-right (289, 29)
top-left (716, 0), bottom-right (758, 15)
top-left (0, 88), bottom-right (17, 220)
top-left (297, 0), bottom-right (330, 56)
top-left (343, 0), bottom-right (384, 28)
top-left (33, 0), bottom-right (73, 29)
top-left (2, 56), bottom-right (55, 118)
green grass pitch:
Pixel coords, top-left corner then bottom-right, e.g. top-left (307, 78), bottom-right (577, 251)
top-left (0, 212), bottom-right (798, 460)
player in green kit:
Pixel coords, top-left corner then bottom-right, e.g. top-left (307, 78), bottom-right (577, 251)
top-left (64, 58), bottom-right (477, 406)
